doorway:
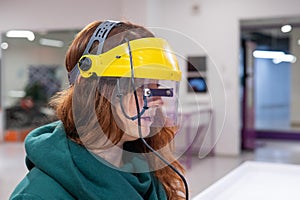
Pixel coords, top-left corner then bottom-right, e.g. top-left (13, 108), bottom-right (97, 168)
top-left (240, 17), bottom-right (300, 150)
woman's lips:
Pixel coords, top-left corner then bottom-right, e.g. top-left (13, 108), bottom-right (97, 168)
top-left (141, 116), bottom-right (152, 121)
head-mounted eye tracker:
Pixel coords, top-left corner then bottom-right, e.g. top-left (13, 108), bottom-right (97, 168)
top-left (143, 88), bottom-right (173, 97)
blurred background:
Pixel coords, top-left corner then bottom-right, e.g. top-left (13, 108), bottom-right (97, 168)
top-left (1, 0), bottom-right (300, 199)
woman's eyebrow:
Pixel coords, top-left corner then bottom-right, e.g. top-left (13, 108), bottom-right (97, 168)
top-left (144, 83), bottom-right (160, 88)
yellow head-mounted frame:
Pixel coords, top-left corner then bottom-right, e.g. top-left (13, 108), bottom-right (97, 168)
top-left (77, 37), bottom-right (182, 81)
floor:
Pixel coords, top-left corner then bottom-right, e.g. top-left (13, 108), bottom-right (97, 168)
top-left (0, 142), bottom-right (27, 200)
top-left (1, 139), bottom-right (300, 200)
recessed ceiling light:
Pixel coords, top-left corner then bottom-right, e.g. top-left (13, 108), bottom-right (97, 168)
top-left (1, 42), bottom-right (8, 49)
top-left (281, 24), bottom-right (292, 33)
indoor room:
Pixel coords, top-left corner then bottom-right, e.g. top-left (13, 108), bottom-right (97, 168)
top-left (1, 0), bottom-right (300, 199)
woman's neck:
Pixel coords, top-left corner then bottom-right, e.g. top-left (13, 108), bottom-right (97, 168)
top-left (91, 143), bottom-right (124, 167)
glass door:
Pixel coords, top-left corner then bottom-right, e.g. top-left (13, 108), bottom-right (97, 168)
top-left (240, 17), bottom-right (300, 149)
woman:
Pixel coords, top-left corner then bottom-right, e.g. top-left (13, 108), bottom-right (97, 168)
top-left (10, 20), bottom-right (187, 200)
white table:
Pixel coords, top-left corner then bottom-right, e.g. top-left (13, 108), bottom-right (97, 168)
top-left (193, 161), bottom-right (300, 200)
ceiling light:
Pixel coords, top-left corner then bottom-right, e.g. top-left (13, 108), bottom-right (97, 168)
top-left (1, 42), bottom-right (8, 50)
top-left (273, 54), bottom-right (296, 64)
top-left (281, 24), bottom-right (292, 33)
top-left (253, 50), bottom-right (284, 59)
top-left (6, 30), bottom-right (35, 41)
top-left (253, 50), bottom-right (296, 64)
top-left (39, 38), bottom-right (64, 47)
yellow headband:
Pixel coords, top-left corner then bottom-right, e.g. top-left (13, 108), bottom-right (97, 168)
top-left (78, 37), bottom-right (182, 81)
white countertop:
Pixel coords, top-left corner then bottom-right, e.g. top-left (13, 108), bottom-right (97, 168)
top-left (193, 161), bottom-right (300, 200)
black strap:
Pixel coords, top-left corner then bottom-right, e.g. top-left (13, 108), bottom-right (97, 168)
top-left (68, 20), bottom-right (120, 85)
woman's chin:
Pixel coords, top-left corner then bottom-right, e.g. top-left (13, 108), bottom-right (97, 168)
top-left (140, 126), bottom-right (151, 137)
top-left (123, 125), bottom-right (151, 141)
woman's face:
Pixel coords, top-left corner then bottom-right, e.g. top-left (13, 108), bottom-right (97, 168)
top-left (116, 83), bottom-right (163, 142)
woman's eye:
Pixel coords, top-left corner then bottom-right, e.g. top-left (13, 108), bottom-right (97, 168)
top-left (137, 85), bottom-right (144, 90)
top-left (148, 83), bottom-right (160, 89)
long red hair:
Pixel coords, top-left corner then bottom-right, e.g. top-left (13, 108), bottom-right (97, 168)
top-left (50, 21), bottom-right (186, 199)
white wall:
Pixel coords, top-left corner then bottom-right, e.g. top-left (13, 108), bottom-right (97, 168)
top-left (0, 0), bottom-right (123, 31)
top-left (1, 0), bottom-right (300, 155)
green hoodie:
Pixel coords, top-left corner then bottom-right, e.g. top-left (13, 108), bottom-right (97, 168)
top-left (10, 121), bottom-right (167, 200)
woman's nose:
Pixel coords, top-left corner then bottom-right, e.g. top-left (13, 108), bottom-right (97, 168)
top-left (147, 96), bottom-right (163, 108)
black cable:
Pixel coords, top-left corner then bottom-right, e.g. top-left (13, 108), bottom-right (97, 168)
top-left (126, 39), bottom-right (189, 200)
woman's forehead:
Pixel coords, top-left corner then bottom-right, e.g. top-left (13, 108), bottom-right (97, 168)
top-left (135, 78), bottom-right (159, 85)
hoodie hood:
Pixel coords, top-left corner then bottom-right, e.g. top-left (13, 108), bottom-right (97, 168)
top-left (24, 121), bottom-right (166, 200)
